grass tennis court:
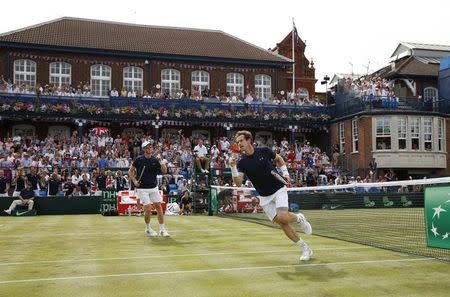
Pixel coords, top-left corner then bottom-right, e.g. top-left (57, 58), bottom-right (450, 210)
top-left (0, 214), bottom-right (449, 297)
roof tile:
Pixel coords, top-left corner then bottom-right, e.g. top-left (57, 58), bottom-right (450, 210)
top-left (0, 17), bottom-right (291, 64)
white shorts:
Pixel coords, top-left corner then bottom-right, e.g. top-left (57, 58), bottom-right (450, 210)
top-left (136, 187), bottom-right (162, 206)
top-left (259, 187), bottom-right (289, 221)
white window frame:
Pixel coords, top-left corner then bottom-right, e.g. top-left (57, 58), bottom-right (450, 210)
top-left (48, 125), bottom-right (71, 138)
top-left (90, 64), bottom-right (111, 97)
top-left (375, 117), bottom-right (391, 150)
top-left (410, 117), bottom-right (420, 150)
top-left (13, 59), bottom-right (36, 89)
top-left (49, 62), bottom-right (72, 87)
top-left (423, 118), bottom-right (433, 151)
top-left (255, 74), bottom-right (272, 100)
top-left (161, 69), bottom-right (180, 96)
top-left (123, 66), bottom-right (143, 95)
top-left (351, 118), bottom-right (358, 153)
top-left (397, 117), bottom-right (407, 150)
top-left (424, 87), bottom-right (438, 102)
top-left (437, 118), bottom-right (444, 152)
top-left (12, 124), bottom-right (35, 137)
top-left (226, 73), bottom-right (244, 98)
top-left (191, 70), bottom-right (210, 93)
top-left (339, 122), bottom-right (345, 154)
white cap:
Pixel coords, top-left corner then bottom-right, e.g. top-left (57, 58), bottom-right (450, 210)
top-left (141, 140), bottom-right (152, 149)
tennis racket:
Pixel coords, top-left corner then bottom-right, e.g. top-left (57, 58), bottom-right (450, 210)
top-left (137, 165), bottom-right (146, 183)
top-left (271, 170), bottom-right (289, 185)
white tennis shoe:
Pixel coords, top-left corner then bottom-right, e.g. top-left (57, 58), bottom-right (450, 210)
top-left (300, 245), bottom-right (313, 261)
top-left (297, 213), bottom-right (312, 235)
top-left (159, 230), bottom-right (170, 237)
top-left (145, 228), bottom-right (158, 237)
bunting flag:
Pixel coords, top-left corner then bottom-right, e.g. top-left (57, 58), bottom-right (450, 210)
top-left (7, 51), bottom-right (277, 72)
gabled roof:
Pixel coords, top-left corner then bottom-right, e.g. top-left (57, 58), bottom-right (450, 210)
top-left (0, 17), bottom-right (291, 65)
top-left (384, 56), bottom-right (440, 78)
top-left (390, 42), bottom-right (450, 61)
top-left (399, 42), bottom-right (450, 52)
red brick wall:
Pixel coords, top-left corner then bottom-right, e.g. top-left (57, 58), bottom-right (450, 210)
top-left (0, 49), bottom-right (287, 95)
top-left (274, 34), bottom-right (316, 98)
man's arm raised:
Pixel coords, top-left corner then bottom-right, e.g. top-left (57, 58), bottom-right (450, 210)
top-left (228, 156), bottom-right (244, 187)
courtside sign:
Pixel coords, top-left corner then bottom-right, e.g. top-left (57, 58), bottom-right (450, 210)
top-left (425, 186), bottom-right (450, 249)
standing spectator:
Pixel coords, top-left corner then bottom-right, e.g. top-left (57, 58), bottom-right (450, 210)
top-left (0, 169), bottom-right (10, 197)
top-left (48, 172), bottom-right (62, 196)
top-left (12, 168), bottom-right (26, 197)
top-left (77, 174), bottom-right (92, 196)
top-left (71, 168), bottom-right (82, 185)
top-left (369, 157), bottom-right (377, 180)
top-left (115, 170), bottom-right (127, 191)
top-left (110, 88), bottom-right (119, 97)
top-left (37, 170), bottom-right (49, 196)
top-left (105, 170), bottom-right (115, 190)
top-left (96, 169), bottom-right (107, 191)
top-left (132, 137), bottom-right (142, 159)
top-left (62, 177), bottom-right (76, 197)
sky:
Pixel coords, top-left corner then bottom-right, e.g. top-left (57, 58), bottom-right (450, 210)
top-left (0, 0), bottom-right (449, 92)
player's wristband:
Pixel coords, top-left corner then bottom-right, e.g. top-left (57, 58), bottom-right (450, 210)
top-left (278, 165), bottom-right (289, 177)
top-left (230, 166), bottom-right (239, 177)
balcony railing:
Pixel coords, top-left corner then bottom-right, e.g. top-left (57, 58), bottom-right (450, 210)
top-left (3, 92), bottom-right (446, 124)
top-left (0, 93), bottom-right (333, 126)
top-left (333, 93), bottom-right (450, 118)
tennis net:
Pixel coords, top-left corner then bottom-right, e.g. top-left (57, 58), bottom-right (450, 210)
top-left (211, 177), bottom-right (450, 261)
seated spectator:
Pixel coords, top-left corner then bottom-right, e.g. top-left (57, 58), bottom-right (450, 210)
top-left (4, 183), bottom-right (35, 214)
top-left (193, 138), bottom-right (210, 174)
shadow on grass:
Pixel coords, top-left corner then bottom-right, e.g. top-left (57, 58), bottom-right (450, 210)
top-left (145, 237), bottom-right (191, 247)
top-left (277, 261), bottom-right (348, 282)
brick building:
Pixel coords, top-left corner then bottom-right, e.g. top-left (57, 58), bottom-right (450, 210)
top-left (0, 17), bottom-right (329, 147)
top-left (0, 17), bottom-right (293, 98)
top-left (272, 30), bottom-right (316, 99)
top-left (329, 42), bottom-right (450, 178)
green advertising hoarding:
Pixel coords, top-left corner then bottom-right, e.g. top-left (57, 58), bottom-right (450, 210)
top-left (425, 186), bottom-right (450, 249)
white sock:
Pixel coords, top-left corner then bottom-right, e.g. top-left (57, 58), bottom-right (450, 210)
top-left (159, 223), bottom-right (166, 231)
top-left (146, 224), bottom-right (151, 230)
top-left (296, 239), bottom-right (307, 248)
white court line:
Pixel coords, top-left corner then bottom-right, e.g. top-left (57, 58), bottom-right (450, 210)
top-left (0, 246), bottom-right (371, 266)
top-left (0, 227), bottom-right (269, 238)
top-left (0, 257), bottom-right (433, 285)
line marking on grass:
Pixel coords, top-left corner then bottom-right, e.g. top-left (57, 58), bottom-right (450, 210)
top-left (0, 257), bottom-right (434, 284)
top-left (0, 246), bottom-right (371, 266)
top-left (0, 227), bottom-right (273, 238)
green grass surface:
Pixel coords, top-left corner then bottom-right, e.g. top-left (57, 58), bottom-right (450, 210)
top-left (223, 208), bottom-right (450, 261)
top-left (0, 214), bottom-right (449, 297)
